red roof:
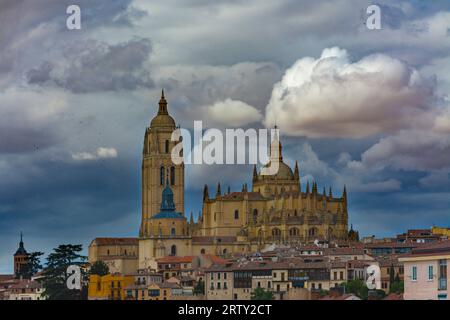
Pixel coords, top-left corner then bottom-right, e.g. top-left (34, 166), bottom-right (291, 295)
top-left (156, 256), bottom-right (194, 264)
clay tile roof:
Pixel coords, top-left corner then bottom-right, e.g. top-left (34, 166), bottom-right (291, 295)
top-left (0, 275), bottom-right (15, 283)
top-left (407, 240), bottom-right (450, 256)
top-left (203, 254), bottom-right (229, 265)
top-left (156, 256), bottom-right (194, 264)
top-left (92, 237), bottom-right (139, 246)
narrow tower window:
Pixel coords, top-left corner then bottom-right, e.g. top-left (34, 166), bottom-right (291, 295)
top-left (165, 140), bottom-right (169, 153)
top-left (170, 166), bottom-right (175, 185)
top-left (160, 166), bottom-right (165, 185)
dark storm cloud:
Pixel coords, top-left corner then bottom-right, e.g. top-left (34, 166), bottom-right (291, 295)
top-left (27, 38), bottom-right (153, 93)
top-left (1, 0), bottom-right (450, 273)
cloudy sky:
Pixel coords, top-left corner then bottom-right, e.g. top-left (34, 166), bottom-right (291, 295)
top-left (1, 0), bottom-right (450, 273)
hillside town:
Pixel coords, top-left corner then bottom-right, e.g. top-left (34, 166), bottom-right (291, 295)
top-left (1, 226), bottom-right (450, 300)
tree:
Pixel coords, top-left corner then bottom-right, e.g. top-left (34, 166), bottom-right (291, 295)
top-left (193, 279), bottom-right (205, 295)
top-left (16, 251), bottom-right (44, 279)
top-left (389, 280), bottom-right (404, 294)
top-left (342, 279), bottom-right (368, 300)
top-left (90, 261), bottom-right (109, 276)
top-left (251, 287), bottom-right (274, 300)
top-left (39, 244), bottom-right (87, 300)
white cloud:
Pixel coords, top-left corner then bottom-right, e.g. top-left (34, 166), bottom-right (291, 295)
top-left (264, 47), bottom-right (436, 138)
top-left (202, 98), bottom-right (262, 127)
top-left (72, 147), bottom-right (118, 161)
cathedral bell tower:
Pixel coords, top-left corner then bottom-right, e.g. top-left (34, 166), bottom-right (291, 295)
top-left (140, 90), bottom-right (185, 237)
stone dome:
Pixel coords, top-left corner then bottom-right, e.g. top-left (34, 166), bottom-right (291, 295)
top-left (150, 90), bottom-right (175, 128)
top-left (261, 161), bottom-right (294, 180)
top-left (150, 114), bottom-right (175, 128)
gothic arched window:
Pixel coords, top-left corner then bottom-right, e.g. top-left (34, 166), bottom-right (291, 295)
top-left (170, 166), bottom-right (175, 185)
top-left (234, 210), bottom-right (239, 220)
top-left (160, 166), bottom-right (165, 185)
top-left (170, 245), bottom-right (177, 256)
top-left (272, 228), bottom-right (281, 237)
top-left (253, 209), bottom-right (258, 223)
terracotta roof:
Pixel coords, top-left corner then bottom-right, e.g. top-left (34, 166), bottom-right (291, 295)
top-left (156, 256), bottom-right (194, 264)
top-left (203, 254), bottom-right (228, 265)
top-left (0, 275), bottom-right (15, 283)
top-left (403, 240), bottom-right (450, 257)
top-left (92, 237), bottom-right (139, 246)
top-left (325, 247), bottom-right (365, 255)
top-left (365, 241), bottom-right (419, 249)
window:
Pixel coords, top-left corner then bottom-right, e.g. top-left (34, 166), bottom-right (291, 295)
top-left (234, 210), bottom-right (239, 219)
top-left (160, 166), bottom-right (165, 185)
top-left (333, 272), bottom-right (337, 280)
top-left (224, 282), bottom-right (227, 290)
top-left (210, 283), bottom-right (214, 290)
top-left (439, 259), bottom-right (447, 291)
top-left (272, 228), bottom-right (281, 238)
top-left (224, 273), bottom-right (227, 280)
top-left (412, 266), bottom-right (417, 281)
top-left (268, 281), bottom-right (271, 289)
top-left (218, 273), bottom-right (221, 280)
top-left (170, 244), bottom-right (177, 256)
top-left (201, 248), bottom-right (206, 254)
top-left (253, 209), bottom-right (258, 223)
top-left (171, 228), bottom-right (176, 236)
top-left (165, 140), bottom-right (169, 153)
top-left (211, 273), bottom-right (214, 280)
top-left (428, 265), bottom-right (434, 280)
top-left (340, 271), bottom-right (344, 280)
top-left (170, 166), bottom-right (175, 185)
top-left (217, 282), bottom-right (221, 289)
top-left (257, 282), bottom-right (261, 288)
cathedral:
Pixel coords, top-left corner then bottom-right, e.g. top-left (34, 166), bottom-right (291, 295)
top-left (89, 91), bottom-right (350, 271)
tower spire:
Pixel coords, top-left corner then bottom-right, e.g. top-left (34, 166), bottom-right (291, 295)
top-left (158, 89), bottom-right (168, 115)
top-left (294, 161), bottom-right (299, 180)
top-left (203, 184), bottom-right (209, 202)
top-left (270, 125), bottom-right (283, 162)
top-left (216, 182), bottom-right (221, 197)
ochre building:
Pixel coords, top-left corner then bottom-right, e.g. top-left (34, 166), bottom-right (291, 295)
top-left (89, 91), bottom-right (351, 271)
